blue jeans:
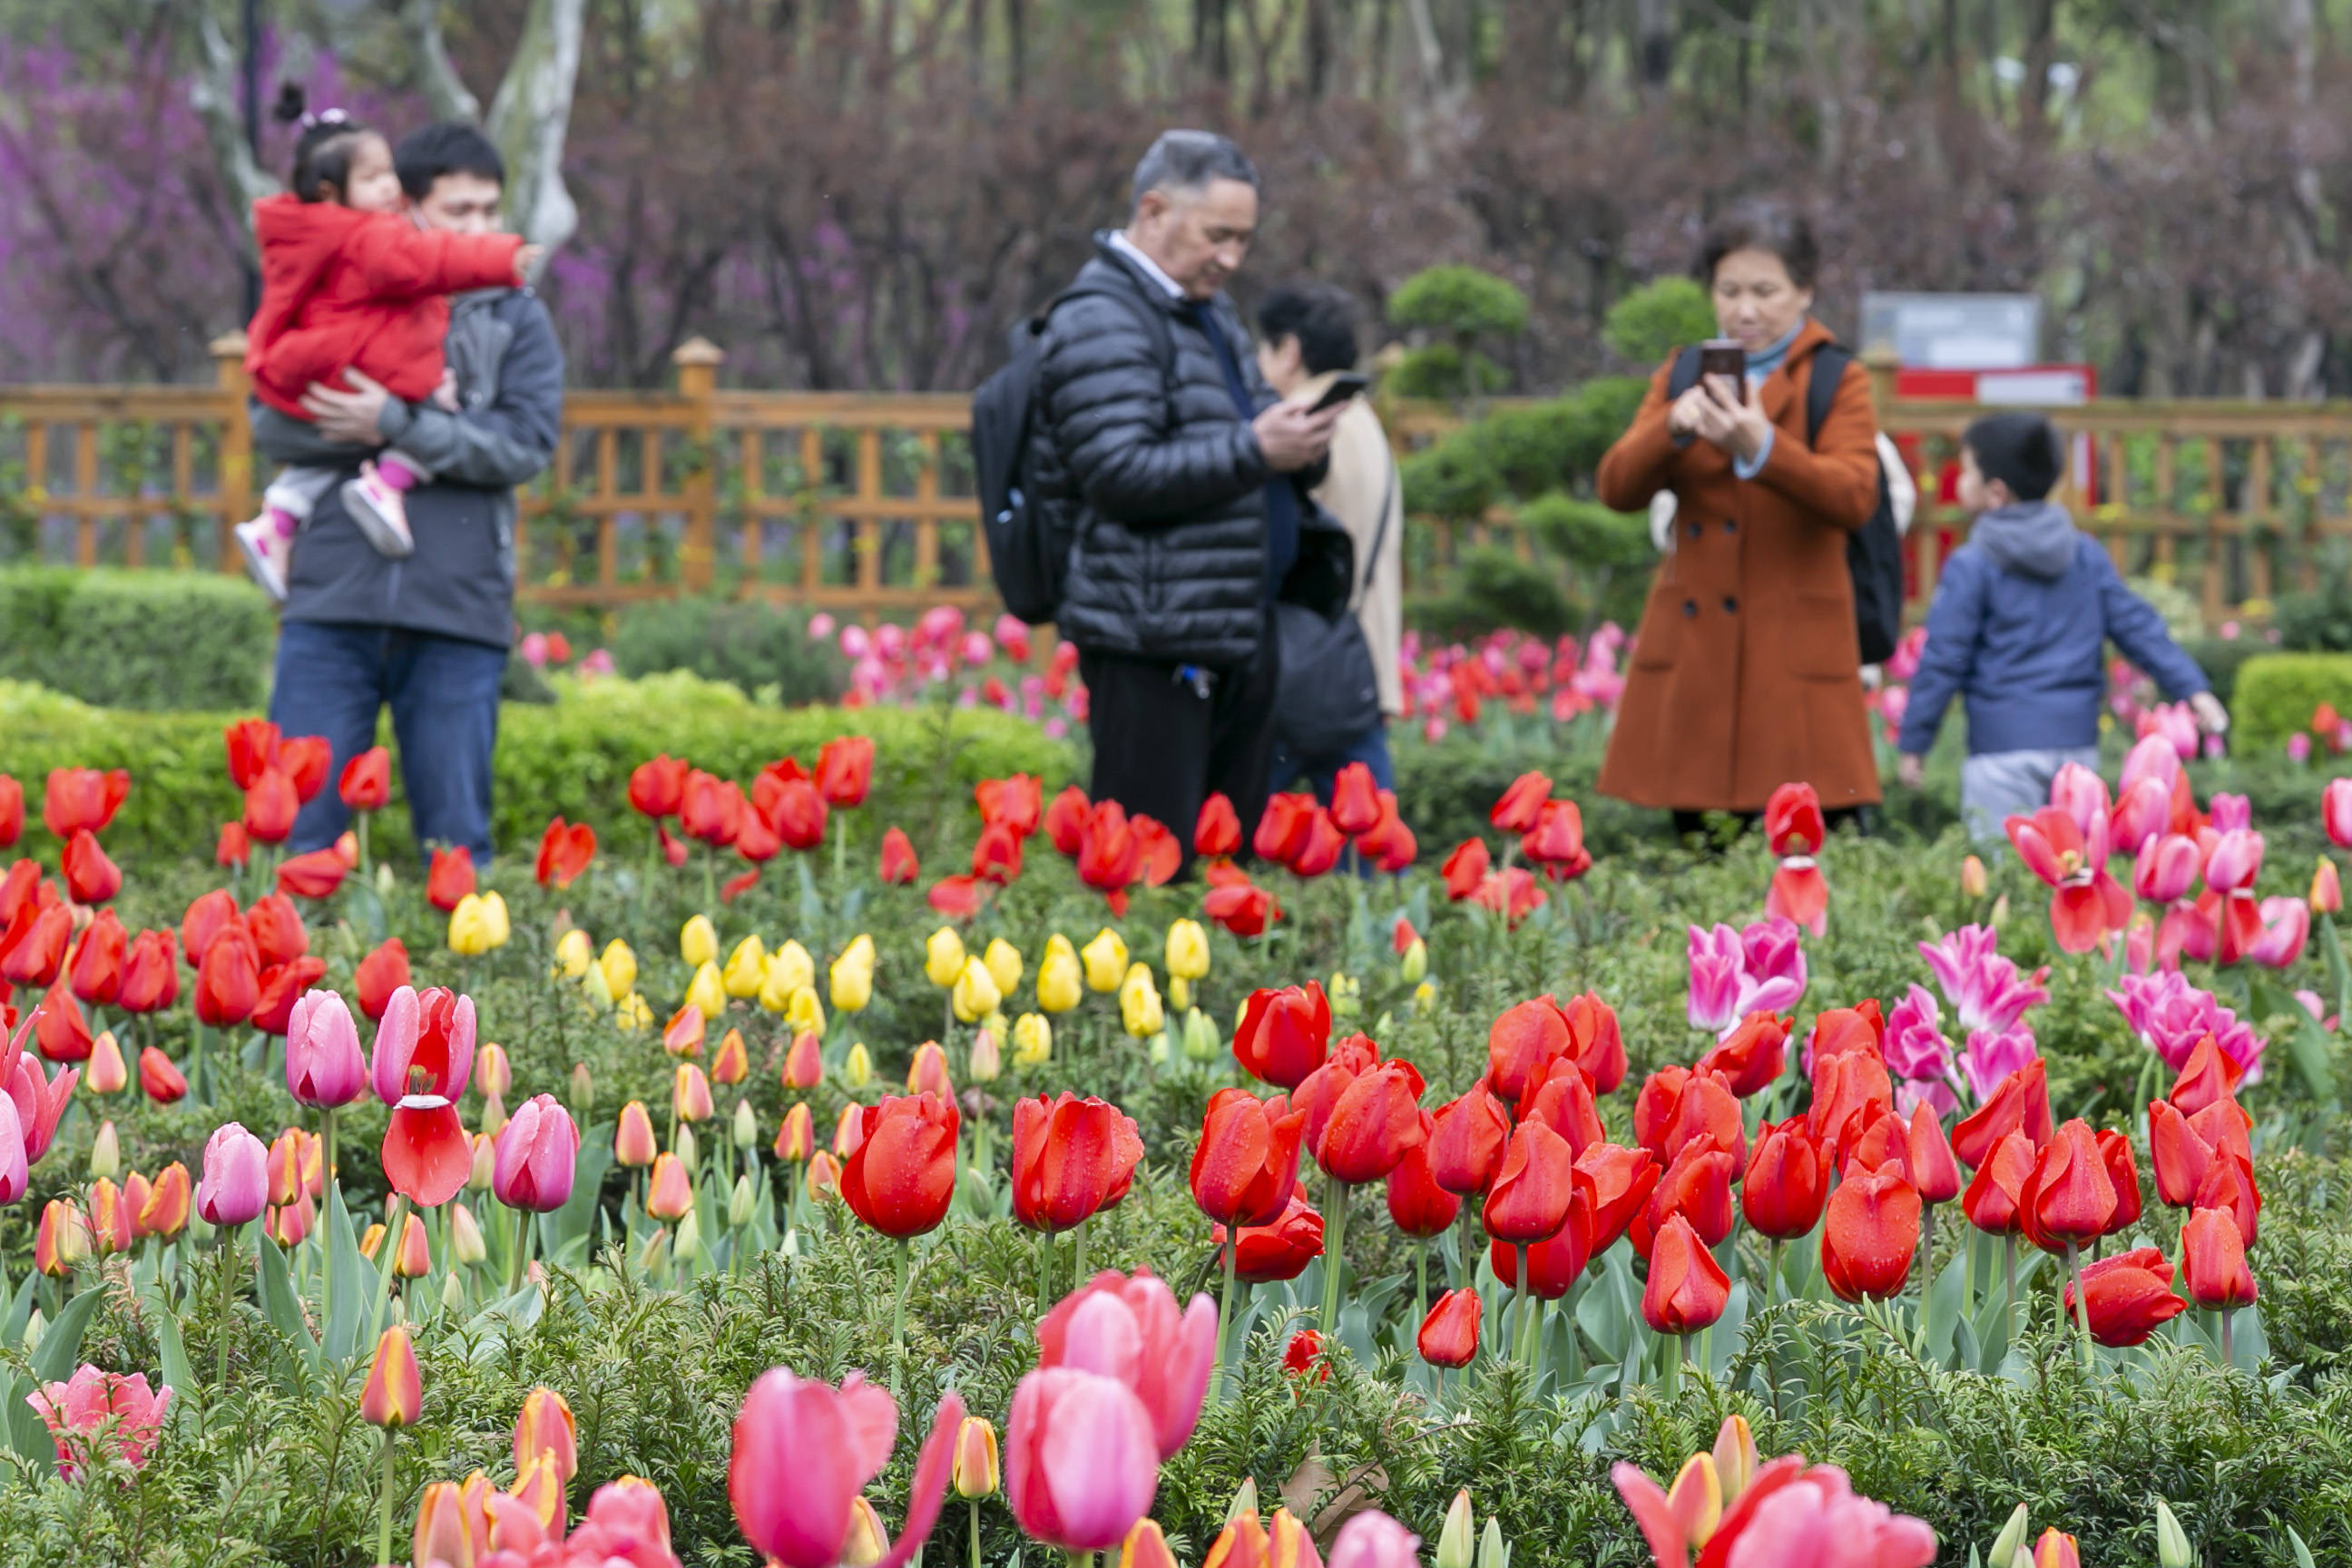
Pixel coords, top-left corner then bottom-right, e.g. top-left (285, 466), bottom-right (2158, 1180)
top-left (270, 622), bottom-right (508, 862)
top-left (1270, 724), bottom-right (1396, 801)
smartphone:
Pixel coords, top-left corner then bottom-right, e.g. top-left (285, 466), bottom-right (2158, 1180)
top-left (1698, 339), bottom-right (1747, 404)
top-left (1306, 372), bottom-right (1371, 413)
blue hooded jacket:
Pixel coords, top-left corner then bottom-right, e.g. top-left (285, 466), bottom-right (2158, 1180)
top-left (1896, 500), bottom-right (2210, 757)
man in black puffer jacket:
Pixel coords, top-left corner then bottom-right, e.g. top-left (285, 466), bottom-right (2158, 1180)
top-left (1031, 131), bottom-right (1342, 864)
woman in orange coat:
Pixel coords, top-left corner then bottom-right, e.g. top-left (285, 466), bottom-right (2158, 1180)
top-left (1596, 199), bottom-right (1882, 833)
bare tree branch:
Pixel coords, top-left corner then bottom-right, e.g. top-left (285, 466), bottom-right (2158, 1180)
top-left (486, 0), bottom-right (588, 257)
top-left (186, 5), bottom-right (279, 260)
top-left (397, 0), bottom-right (485, 122)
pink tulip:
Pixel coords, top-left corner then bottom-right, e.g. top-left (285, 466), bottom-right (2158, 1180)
top-left (1615, 1455), bottom-right (1935, 1568)
top-left (2326, 778), bottom-right (2352, 848)
top-left (2048, 760), bottom-right (2111, 838)
top-left (2105, 971), bottom-right (2263, 1075)
top-left (1685, 925), bottom-right (1742, 1033)
top-left (1034, 1270), bottom-right (1215, 1460)
top-left (1959, 1027), bottom-right (2041, 1104)
top-left (2121, 732), bottom-right (2182, 796)
top-left (195, 1122), bottom-right (269, 1227)
top-left (1880, 985), bottom-right (1953, 1086)
top-left (2133, 834), bottom-right (2200, 905)
top-left (1004, 1367), bottom-right (1161, 1551)
top-left (284, 989), bottom-right (368, 1108)
top-left (2249, 896), bottom-right (2312, 969)
top-left (1739, 918), bottom-right (1808, 1013)
top-left (2203, 828), bottom-right (2263, 894)
top-left (2210, 792), bottom-right (2252, 833)
top-left (26, 1364), bottom-right (172, 1479)
top-left (729, 1368), bottom-right (963, 1568)
top-left (1916, 926), bottom-right (2048, 1034)
top-left (493, 1094), bottom-right (582, 1212)
top-left (370, 985), bottom-right (475, 1104)
top-left (0, 1012), bottom-right (77, 1169)
top-left (1328, 1512), bottom-right (1421, 1568)
top-left (2109, 776), bottom-right (2171, 855)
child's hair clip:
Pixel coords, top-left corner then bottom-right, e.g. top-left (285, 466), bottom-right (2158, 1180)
top-left (303, 106), bottom-right (350, 129)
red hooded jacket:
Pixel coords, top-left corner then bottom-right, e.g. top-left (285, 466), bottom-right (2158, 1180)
top-left (244, 194), bottom-right (526, 418)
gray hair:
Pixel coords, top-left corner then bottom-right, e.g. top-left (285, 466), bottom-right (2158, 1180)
top-left (1131, 131), bottom-right (1259, 211)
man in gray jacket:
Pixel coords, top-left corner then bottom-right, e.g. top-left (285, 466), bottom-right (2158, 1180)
top-left (255, 122), bottom-right (564, 863)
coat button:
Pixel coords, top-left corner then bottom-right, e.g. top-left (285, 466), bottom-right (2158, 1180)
top-left (1723, 519), bottom-right (1738, 534)
top-left (1722, 596), bottom-right (1739, 614)
top-left (1686, 521), bottom-right (1703, 541)
top-left (1682, 600), bottom-right (1698, 618)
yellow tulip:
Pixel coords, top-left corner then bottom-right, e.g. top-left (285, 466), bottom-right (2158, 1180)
top-left (598, 939), bottom-right (638, 1000)
top-left (844, 1042), bottom-right (873, 1088)
top-left (982, 937), bottom-right (1024, 997)
top-left (553, 927), bottom-right (593, 979)
top-left (926, 926), bottom-right (967, 988)
top-left (1012, 1013), bottom-right (1053, 1069)
top-left (1169, 977), bottom-right (1190, 1013)
top-left (581, 958), bottom-right (614, 1011)
top-left (1398, 936), bottom-right (1427, 985)
top-left (722, 936), bottom-right (768, 999)
top-left (1414, 980), bottom-right (1436, 1008)
top-left (478, 891), bottom-right (510, 948)
top-left (758, 957), bottom-right (798, 1014)
top-left (769, 939), bottom-right (815, 996)
top-left (953, 956), bottom-right (1003, 1024)
top-left (786, 985), bottom-right (827, 1039)
top-left (681, 915), bottom-right (719, 968)
top-left (685, 961), bottom-right (727, 1021)
top-left (1082, 929), bottom-right (1128, 994)
top-left (1164, 918), bottom-right (1210, 981)
top-left (447, 894), bottom-right (495, 956)
top-left (1035, 950), bottom-right (1083, 1014)
top-left (830, 950), bottom-right (874, 1013)
top-left (1044, 932), bottom-right (1076, 964)
top-left (1118, 961), bottom-right (1163, 1039)
top-left (842, 932), bottom-right (877, 970)
top-left (616, 992), bottom-right (653, 1031)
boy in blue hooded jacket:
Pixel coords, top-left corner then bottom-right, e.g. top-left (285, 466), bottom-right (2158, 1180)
top-left (1896, 411), bottom-right (2228, 841)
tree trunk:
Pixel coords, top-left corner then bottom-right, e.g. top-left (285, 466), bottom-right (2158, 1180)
top-left (1634, 0), bottom-right (1672, 98)
top-left (485, 0), bottom-right (589, 256)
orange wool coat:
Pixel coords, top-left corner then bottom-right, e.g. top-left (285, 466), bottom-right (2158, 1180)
top-left (1595, 319), bottom-right (1883, 814)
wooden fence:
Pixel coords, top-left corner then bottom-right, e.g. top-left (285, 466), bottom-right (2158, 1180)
top-left (5, 334), bottom-right (2352, 626)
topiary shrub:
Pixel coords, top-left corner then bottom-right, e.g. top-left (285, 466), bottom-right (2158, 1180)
top-left (1384, 265), bottom-right (1530, 404)
top-left (1602, 275), bottom-right (1717, 368)
top-left (610, 595), bottom-right (848, 706)
top-left (0, 567), bottom-right (274, 710)
top-left (2228, 652), bottom-right (2352, 754)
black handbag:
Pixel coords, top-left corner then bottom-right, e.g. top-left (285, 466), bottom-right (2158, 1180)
top-left (1273, 460), bottom-right (1394, 760)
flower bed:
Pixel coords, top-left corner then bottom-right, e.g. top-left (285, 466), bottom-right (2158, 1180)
top-left (0, 720), bottom-right (2349, 1565)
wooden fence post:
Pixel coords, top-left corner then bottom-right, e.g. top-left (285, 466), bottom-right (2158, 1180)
top-left (1862, 345), bottom-right (1900, 422)
top-left (673, 337), bottom-right (725, 594)
top-left (211, 333), bottom-right (253, 573)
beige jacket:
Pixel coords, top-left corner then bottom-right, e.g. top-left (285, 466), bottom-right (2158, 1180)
top-left (1299, 375), bottom-right (1405, 717)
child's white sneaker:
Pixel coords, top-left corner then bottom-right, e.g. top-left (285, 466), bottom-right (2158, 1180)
top-left (234, 514), bottom-right (290, 603)
top-left (342, 462), bottom-right (416, 557)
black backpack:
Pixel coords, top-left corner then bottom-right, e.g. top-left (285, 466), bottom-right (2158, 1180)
top-left (972, 283), bottom-right (1175, 625)
top-left (1666, 340), bottom-right (1906, 665)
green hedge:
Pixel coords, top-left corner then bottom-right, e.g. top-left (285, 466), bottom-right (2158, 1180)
top-left (0, 674), bottom-right (1079, 867)
top-left (0, 567), bottom-right (274, 710)
top-left (2232, 652), bottom-right (2352, 754)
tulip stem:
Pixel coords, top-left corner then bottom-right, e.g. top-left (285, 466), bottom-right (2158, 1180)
top-left (2002, 1235), bottom-right (2016, 1357)
top-left (2220, 1308), bottom-right (2235, 1367)
top-left (319, 1104), bottom-right (338, 1331)
top-left (356, 813), bottom-right (371, 877)
top-left (969, 1499), bottom-right (982, 1568)
top-left (1514, 1246), bottom-right (1531, 1372)
top-left (374, 1428), bottom-right (398, 1568)
top-left (1415, 1247), bottom-right (1429, 1349)
top-left (890, 1238), bottom-right (914, 1401)
top-left (1767, 1239), bottom-right (1783, 1307)
top-left (2065, 1240), bottom-right (2095, 1375)
top-left (1210, 1236), bottom-right (1239, 1401)
top-left (1318, 1177), bottom-right (1349, 1338)
top-left (1918, 1202), bottom-right (1934, 1319)
top-left (364, 1195), bottom-right (408, 1354)
top-left (508, 1208), bottom-right (531, 1295)
top-left (215, 1226), bottom-right (237, 1392)
top-left (1071, 1216), bottom-right (1091, 1292)
top-left (1665, 1330), bottom-right (1682, 1399)
top-left (1035, 1230), bottom-right (1054, 1320)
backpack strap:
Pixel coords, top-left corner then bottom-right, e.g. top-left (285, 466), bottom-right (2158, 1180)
top-left (1666, 345), bottom-right (1705, 403)
top-left (1805, 342), bottom-right (1853, 448)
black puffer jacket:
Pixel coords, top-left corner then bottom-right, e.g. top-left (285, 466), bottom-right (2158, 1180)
top-left (1031, 237), bottom-right (1289, 669)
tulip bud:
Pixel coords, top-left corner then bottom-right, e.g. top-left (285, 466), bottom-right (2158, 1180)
top-left (730, 1173), bottom-right (757, 1228)
top-left (359, 1223), bottom-right (386, 1260)
top-left (1012, 1013), bottom-right (1052, 1068)
top-left (554, 927), bottom-right (593, 978)
top-left (674, 1209), bottom-right (701, 1262)
top-left (469, 1131), bottom-right (497, 1192)
top-left (1399, 936), bottom-right (1428, 985)
top-left (449, 1202), bottom-right (487, 1266)
top-left (952, 956), bottom-right (1001, 1024)
top-left (832, 1103), bottom-right (864, 1159)
top-left (776, 1102), bottom-right (814, 1163)
top-left (764, 939), bottom-right (815, 1004)
top-left (22, 1309), bottom-right (42, 1355)
top-left (36, 1199), bottom-right (87, 1277)
top-left (441, 1270), bottom-right (466, 1313)
top-left (1476, 1517), bottom-right (1510, 1568)
top-left (926, 926), bottom-right (966, 988)
top-left (617, 993), bottom-right (653, 1031)
top-left (674, 1063), bottom-right (715, 1123)
top-left (732, 1100), bottom-right (758, 1149)
top-left (681, 914), bottom-right (719, 967)
top-left (968, 1028), bottom-right (1002, 1083)
top-left (1035, 950), bottom-right (1083, 1014)
top-left (1082, 928), bottom-right (1128, 992)
top-left (712, 1027), bottom-right (750, 1086)
top-left (1182, 1006), bottom-right (1220, 1062)
top-left (395, 1212), bottom-right (432, 1278)
top-left (615, 1102), bottom-right (658, 1168)
top-left (477, 1042), bottom-right (513, 1099)
top-left (361, 1326), bottom-right (423, 1427)
top-left (723, 935), bottom-right (769, 999)
top-left (89, 1119), bottom-right (120, 1180)
top-left (569, 1062), bottom-right (595, 1114)
top-left (1961, 854), bottom-right (1989, 899)
top-left (513, 1386), bottom-right (580, 1482)
top-left (1122, 1520), bottom-right (1180, 1568)
top-left (637, 1226), bottom-right (670, 1274)
top-left (2314, 858), bottom-right (2342, 916)
top-left (648, 1152), bottom-right (694, 1220)
top-left (1226, 1478), bottom-right (1259, 1524)
top-left (983, 937), bottom-right (1024, 996)
top-left (788, 986), bottom-right (828, 1038)
top-left (1328, 971), bottom-right (1361, 1019)
top-left (87, 1031), bottom-right (128, 1095)
top-left (2153, 1502), bottom-right (2191, 1568)
top-left (581, 959), bottom-right (615, 1012)
top-left (673, 1123), bottom-right (700, 1171)
top-left (1987, 1504), bottom-right (2033, 1568)
top-left (1118, 961), bottom-right (1163, 1038)
top-left (1436, 1492), bottom-right (1475, 1568)
top-left (685, 962), bottom-right (727, 1023)
top-left (844, 1042), bottom-right (872, 1088)
top-left (840, 1495), bottom-right (887, 1568)
top-left (951, 1414), bottom-right (1000, 1498)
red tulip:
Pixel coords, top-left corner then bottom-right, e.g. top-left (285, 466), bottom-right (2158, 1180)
top-left (841, 1093), bottom-right (960, 1239)
top-left (194, 926), bottom-right (260, 1027)
top-left (43, 768), bottom-right (130, 838)
top-left (2062, 1246), bottom-right (2188, 1346)
top-left (1190, 1088), bottom-right (1307, 1228)
top-left (878, 827), bottom-right (920, 884)
top-left (1385, 1118), bottom-right (1460, 1237)
top-left (1044, 786), bottom-right (1091, 857)
top-left (0, 775), bottom-right (21, 848)
top-left (1951, 1059), bottom-right (2053, 1168)
top-left (2166, 1040), bottom-right (2242, 1118)
top-left (1202, 876), bottom-right (1279, 936)
top-left (1645, 1068), bottom-right (1747, 1170)
top-left (115, 928), bottom-right (178, 1014)
top-left (2180, 1206), bottom-right (2258, 1309)
top-left (1518, 1058), bottom-right (1605, 1154)
top-left (1742, 1117), bottom-right (1828, 1240)
top-left (138, 1046), bottom-right (188, 1104)
top-left (1195, 793), bottom-right (1241, 860)
top-left (629, 755), bottom-right (688, 819)
top-left (1211, 1191), bottom-right (1325, 1282)
top-left (1232, 982), bottom-right (1332, 1089)
top-left (251, 956), bottom-right (328, 1036)
top-left (1574, 1142), bottom-right (1661, 1253)
top-left (2193, 1152), bottom-right (2263, 1249)
top-left (2097, 1128), bottom-right (2142, 1235)
top-left (1285, 807), bottom-right (1347, 877)
top-left (1012, 1093), bottom-right (1143, 1234)
top-left (275, 848), bottom-right (347, 900)
top-left (730, 1368), bottom-right (964, 1568)
top-left (1520, 799), bottom-right (1583, 867)
top-left (1252, 793), bottom-right (1314, 864)
top-left (1821, 1164), bottom-right (1921, 1301)
top-left (426, 847), bottom-right (475, 912)
top-left (534, 817), bottom-right (596, 887)
top-left (1632, 1142), bottom-right (1738, 1252)
top-left (34, 978), bottom-right (93, 1063)
top-left (1489, 770), bottom-right (1550, 835)
top-left (266, 735), bottom-right (328, 802)
top-left (61, 831), bottom-right (120, 905)
top-left (766, 777), bottom-right (829, 852)
top-left (1316, 1058), bottom-right (1427, 1184)
top-left (241, 769), bottom-right (299, 845)
top-left (971, 821), bottom-right (1024, 885)
top-left (815, 735), bottom-right (875, 808)
top-left (1696, 1011), bottom-right (1789, 1098)
top-left (1434, 840), bottom-right (1485, 905)
top-left (1076, 804), bottom-right (1143, 913)
top-left (1130, 815), bottom-right (1181, 887)
top-left (1428, 1086), bottom-right (1510, 1195)
top-left (66, 911), bottom-right (126, 1007)
top-left (1417, 1288), bottom-right (1481, 1367)
top-left (1641, 1212), bottom-right (1730, 1334)
top-left (338, 746), bottom-right (391, 810)
top-left (1906, 1103), bottom-right (1964, 1204)
top-left (1290, 1034), bottom-right (1379, 1155)
top-left (1555, 996), bottom-right (1628, 1098)
top-left (1, 901), bottom-right (68, 987)
top-left (681, 770), bottom-right (744, 847)
top-left (1483, 1120), bottom-right (1574, 1244)
top-left (1329, 762), bottom-right (1381, 836)
top-left (975, 774), bottom-right (1043, 838)
top-left (1961, 1131), bottom-right (2036, 1236)
top-left (1489, 1199), bottom-right (1591, 1298)
top-left (177, 887), bottom-right (237, 967)
top-left (214, 821), bottom-right (250, 868)
top-left (2022, 1119), bottom-right (2118, 1251)
top-left (353, 938), bottom-right (409, 1023)
top-left (1485, 998), bottom-right (1568, 1102)
top-left (243, 893), bottom-right (308, 969)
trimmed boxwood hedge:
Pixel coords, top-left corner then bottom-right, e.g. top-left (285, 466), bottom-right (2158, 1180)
top-left (2231, 652), bottom-right (2352, 755)
top-left (0, 566), bottom-right (275, 710)
top-left (0, 673), bottom-right (1079, 867)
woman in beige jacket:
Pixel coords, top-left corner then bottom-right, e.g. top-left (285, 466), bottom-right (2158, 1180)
top-left (1257, 283), bottom-right (1405, 792)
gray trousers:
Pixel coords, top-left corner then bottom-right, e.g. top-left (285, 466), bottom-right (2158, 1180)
top-left (1960, 745), bottom-right (2102, 845)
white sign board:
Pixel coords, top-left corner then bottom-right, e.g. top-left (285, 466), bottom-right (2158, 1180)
top-left (1860, 293), bottom-right (2043, 370)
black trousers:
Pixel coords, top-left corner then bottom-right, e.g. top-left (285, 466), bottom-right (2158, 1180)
top-left (1080, 624), bottom-right (1279, 877)
top-left (1671, 805), bottom-right (1873, 848)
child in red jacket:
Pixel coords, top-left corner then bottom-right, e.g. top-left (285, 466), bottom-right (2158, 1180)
top-left (235, 95), bottom-right (536, 601)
